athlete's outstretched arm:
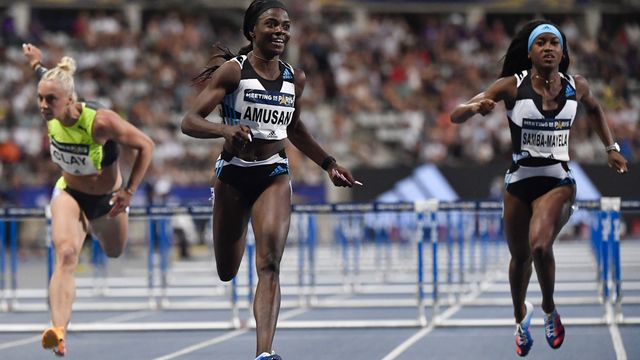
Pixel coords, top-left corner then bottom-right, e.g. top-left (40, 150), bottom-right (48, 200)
top-left (181, 61), bottom-right (252, 144)
top-left (93, 109), bottom-right (155, 216)
top-left (574, 75), bottom-right (628, 173)
top-left (22, 43), bottom-right (48, 79)
top-left (450, 77), bottom-right (516, 124)
top-left (286, 68), bottom-right (355, 187)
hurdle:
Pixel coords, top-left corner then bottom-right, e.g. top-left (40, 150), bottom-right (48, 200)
top-left (432, 198), bottom-right (640, 328)
top-left (0, 199), bottom-right (639, 332)
top-left (0, 207), bottom-right (45, 312)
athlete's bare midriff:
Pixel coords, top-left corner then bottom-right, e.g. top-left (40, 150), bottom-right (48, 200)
top-left (62, 162), bottom-right (121, 195)
top-left (224, 138), bottom-right (286, 162)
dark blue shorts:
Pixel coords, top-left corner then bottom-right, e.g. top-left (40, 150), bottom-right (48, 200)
top-left (215, 149), bottom-right (290, 204)
top-left (504, 162), bottom-right (575, 204)
top-left (64, 187), bottom-right (113, 220)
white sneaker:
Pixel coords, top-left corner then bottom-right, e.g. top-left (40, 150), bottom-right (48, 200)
top-left (255, 351), bottom-right (282, 360)
top-left (514, 301), bottom-right (534, 356)
top-left (522, 301), bottom-right (533, 329)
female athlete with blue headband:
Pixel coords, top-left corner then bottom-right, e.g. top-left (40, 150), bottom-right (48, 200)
top-left (182, 1), bottom-right (357, 359)
top-left (451, 20), bottom-right (628, 356)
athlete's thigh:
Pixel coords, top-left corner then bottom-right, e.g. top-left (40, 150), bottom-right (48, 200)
top-left (50, 191), bottom-right (87, 252)
top-left (212, 180), bottom-right (252, 260)
top-left (503, 190), bottom-right (532, 257)
top-left (530, 184), bottom-right (576, 241)
top-left (90, 212), bottom-right (128, 255)
top-left (251, 176), bottom-right (291, 260)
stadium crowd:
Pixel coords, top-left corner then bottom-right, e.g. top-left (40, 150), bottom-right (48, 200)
top-left (0, 3), bottom-right (638, 204)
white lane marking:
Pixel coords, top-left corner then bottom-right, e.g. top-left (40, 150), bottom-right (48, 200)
top-left (0, 335), bottom-right (41, 350)
top-left (381, 273), bottom-right (498, 360)
top-left (609, 322), bottom-right (627, 360)
top-left (0, 311), bottom-right (153, 350)
top-left (153, 307), bottom-right (309, 360)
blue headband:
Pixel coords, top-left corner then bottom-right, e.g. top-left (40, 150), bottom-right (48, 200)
top-left (527, 24), bottom-right (563, 52)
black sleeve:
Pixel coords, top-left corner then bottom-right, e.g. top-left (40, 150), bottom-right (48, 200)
top-left (34, 64), bottom-right (48, 80)
top-left (83, 100), bottom-right (107, 110)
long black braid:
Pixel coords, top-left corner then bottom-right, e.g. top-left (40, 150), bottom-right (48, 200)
top-left (192, 0), bottom-right (287, 84)
top-left (191, 43), bottom-right (237, 85)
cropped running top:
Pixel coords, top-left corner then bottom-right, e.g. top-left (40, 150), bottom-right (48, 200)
top-left (220, 55), bottom-right (296, 141)
top-left (47, 102), bottom-right (118, 175)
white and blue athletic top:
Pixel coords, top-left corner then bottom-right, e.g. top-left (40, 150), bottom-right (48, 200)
top-left (220, 55), bottom-right (296, 141)
top-left (506, 70), bottom-right (578, 165)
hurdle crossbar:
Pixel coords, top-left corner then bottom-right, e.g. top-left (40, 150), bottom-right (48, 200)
top-left (1, 199), bottom-right (638, 331)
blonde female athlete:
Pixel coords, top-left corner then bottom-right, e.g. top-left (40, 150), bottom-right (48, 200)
top-left (23, 43), bottom-right (154, 356)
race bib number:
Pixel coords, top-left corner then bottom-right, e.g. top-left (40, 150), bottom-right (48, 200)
top-left (50, 139), bottom-right (99, 175)
top-left (521, 118), bottom-right (570, 160)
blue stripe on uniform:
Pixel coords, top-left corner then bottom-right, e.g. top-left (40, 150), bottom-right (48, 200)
top-left (215, 159), bottom-right (224, 178)
top-left (232, 92), bottom-right (238, 125)
top-left (226, 94), bottom-right (231, 125)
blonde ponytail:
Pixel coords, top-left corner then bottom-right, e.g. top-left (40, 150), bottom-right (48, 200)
top-left (41, 56), bottom-right (78, 101)
top-left (56, 56), bottom-right (77, 75)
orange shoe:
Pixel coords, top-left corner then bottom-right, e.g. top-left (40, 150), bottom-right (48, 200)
top-left (41, 327), bottom-right (66, 356)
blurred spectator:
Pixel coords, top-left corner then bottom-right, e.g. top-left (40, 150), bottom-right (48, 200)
top-left (0, 5), bottom-right (638, 206)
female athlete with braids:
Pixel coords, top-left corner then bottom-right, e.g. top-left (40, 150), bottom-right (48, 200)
top-left (181, 1), bottom-right (357, 359)
top-left (451, 20), bottom-right (628, 356)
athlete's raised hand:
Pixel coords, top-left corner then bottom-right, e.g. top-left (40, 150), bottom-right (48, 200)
top-left (608, 151), bottom-right (628, 174)
top-left (470, 99), bottom-right (496, 116)
top-left (327, 164), bottom-right (362, 187)
top-left (223, 125), bottom-right (253, 151)
top-left (107, 189), bottom-right (132, 218)
top-left (22, 43), bottom-right (42, 68)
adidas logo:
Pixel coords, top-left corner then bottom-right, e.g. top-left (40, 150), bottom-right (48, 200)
top-left (282, 68), bottom-right (293, 80)
top-left (269, 165), bottom-right (287, 177)
top-left (565, 85), bottom-right (575, 97)
top-left (267, 130), bottom-right (277, 139)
